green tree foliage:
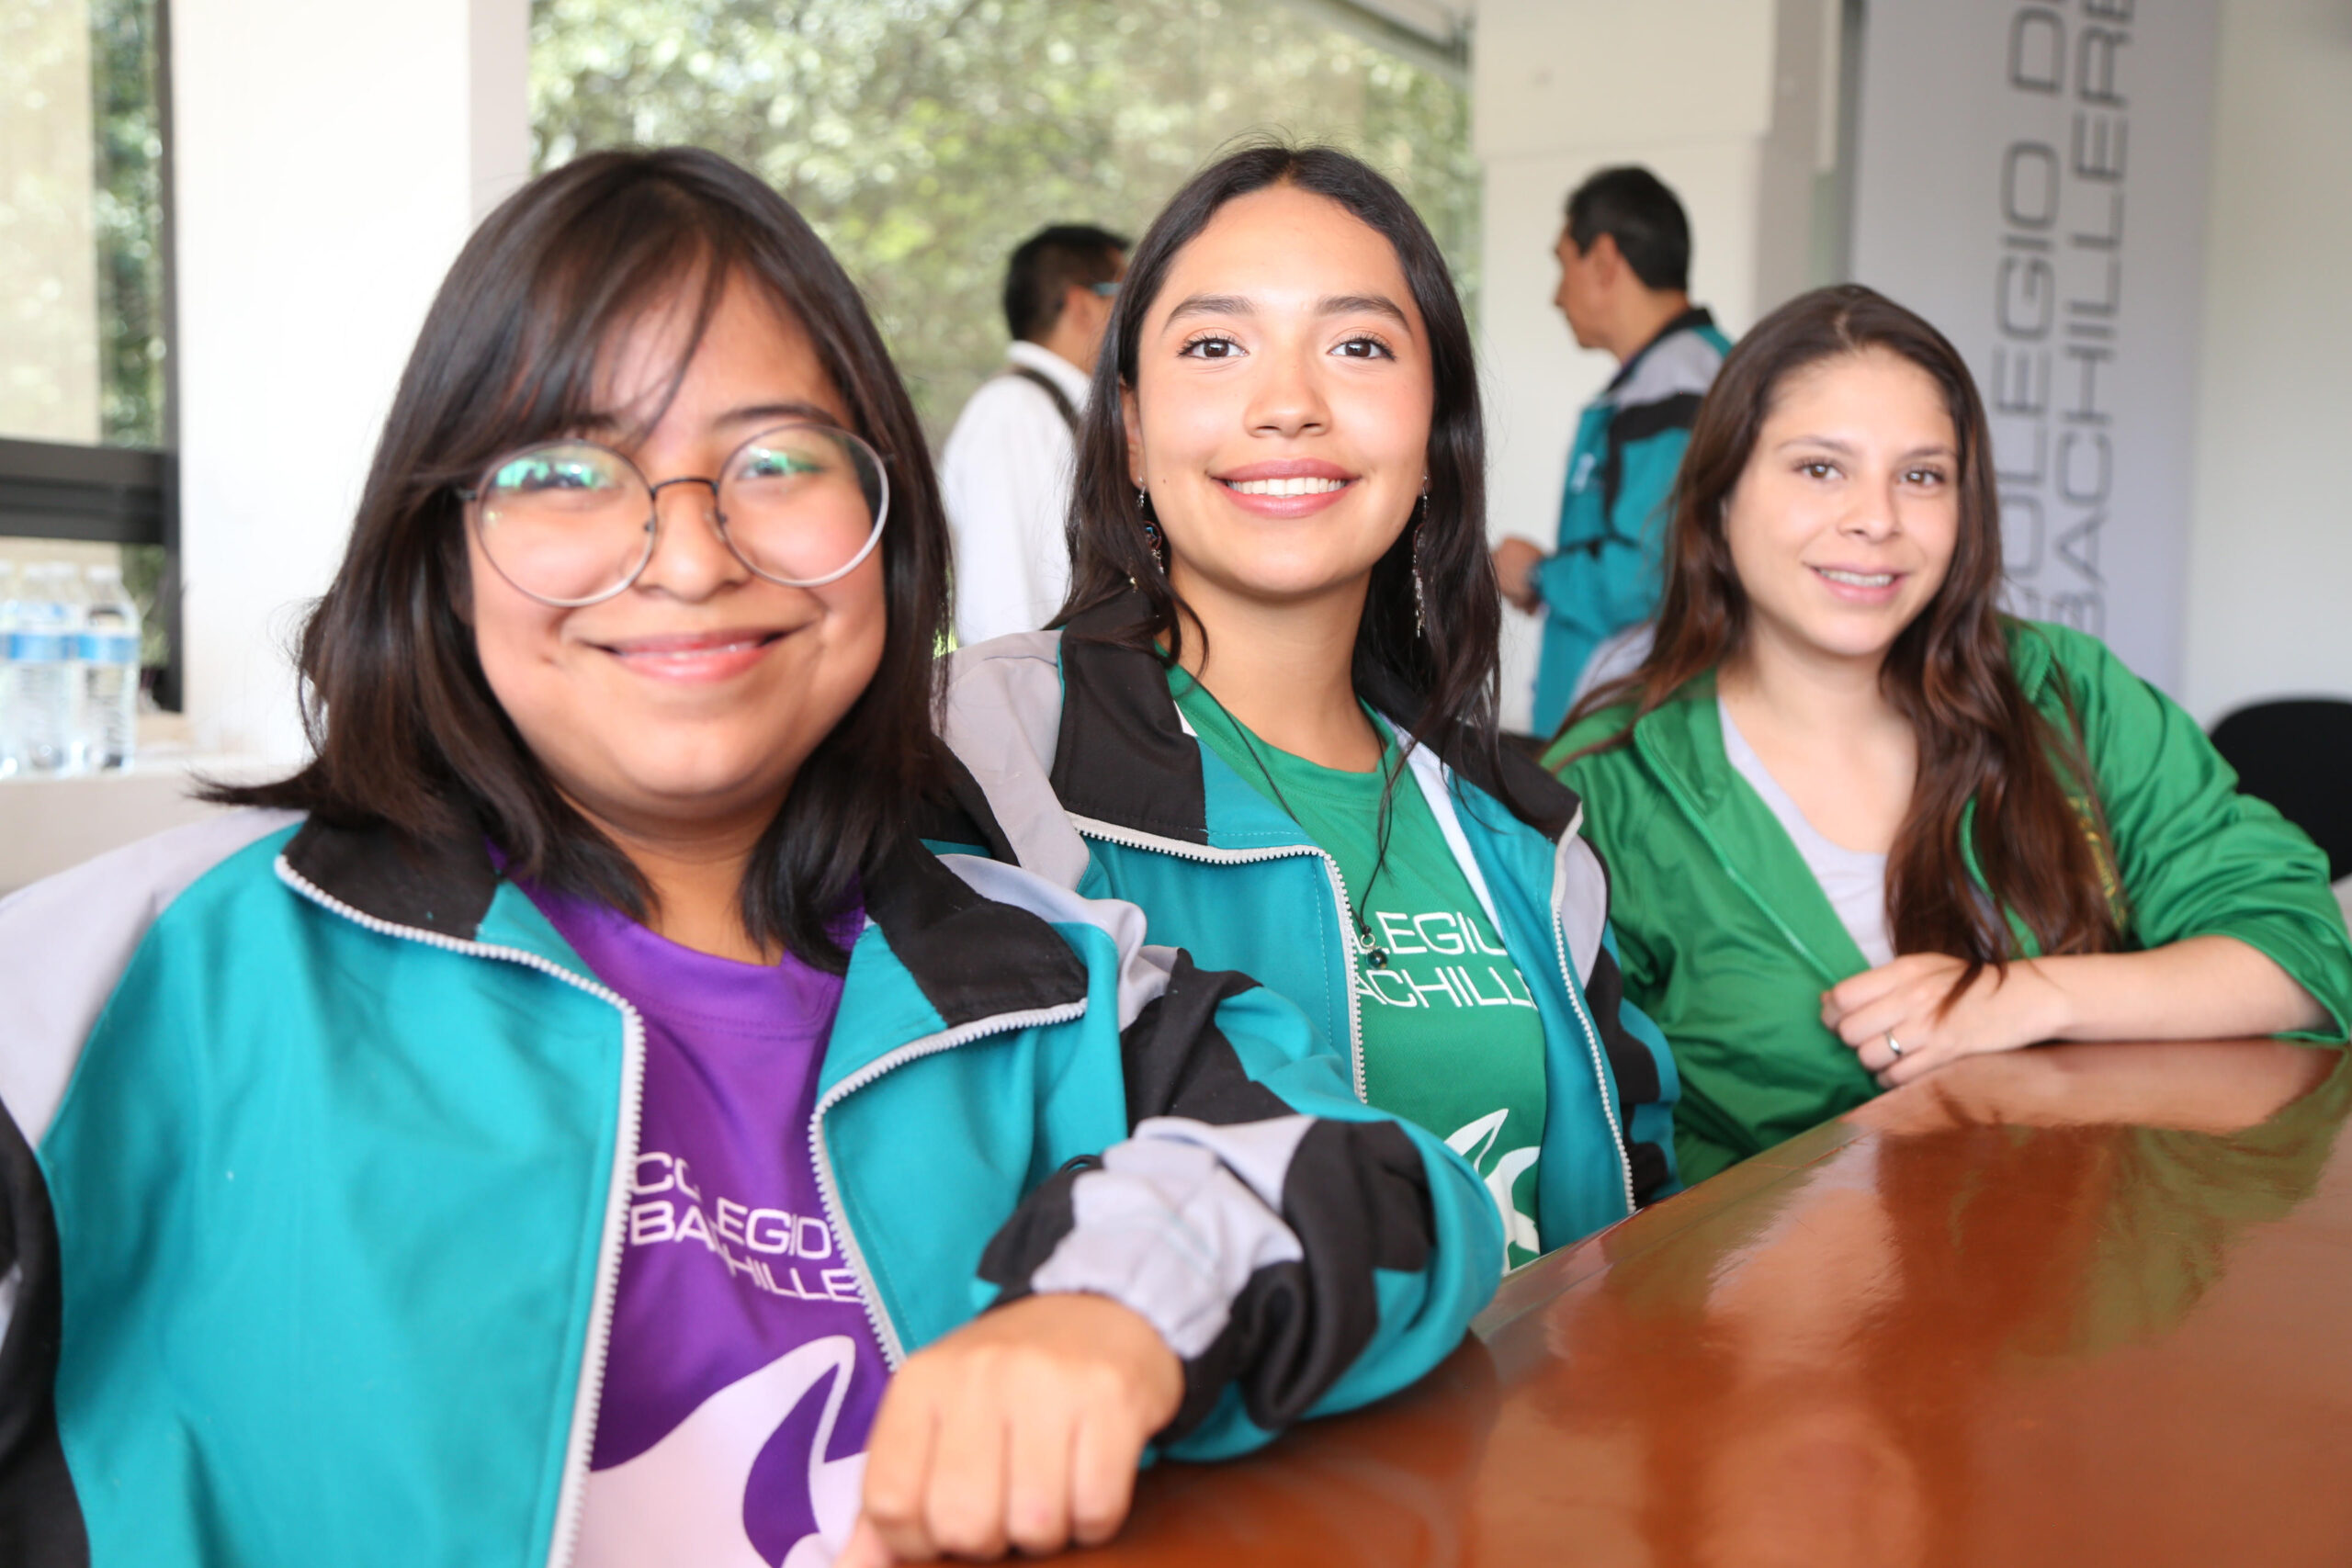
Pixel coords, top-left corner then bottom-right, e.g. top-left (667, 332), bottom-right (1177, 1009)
top-left (92, 0), bottom-right (165, 450)
top-left (531, 0), bottom-right (1476, 441)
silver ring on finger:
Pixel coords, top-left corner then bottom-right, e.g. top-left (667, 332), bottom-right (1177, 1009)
top-left (1884, 1032), bottom-right (1905, 1060)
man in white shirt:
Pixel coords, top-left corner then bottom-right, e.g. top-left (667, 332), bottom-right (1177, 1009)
top-left (939, 223), bottom-right (1127, 645)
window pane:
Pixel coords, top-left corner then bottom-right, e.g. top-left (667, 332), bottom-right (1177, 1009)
top-left (529, 0), bottom-right (1476, 441)
top-left (0, 0), bottom-right (167, 448)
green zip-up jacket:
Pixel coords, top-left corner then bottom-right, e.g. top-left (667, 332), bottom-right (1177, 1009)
top-left (1549, 619), bottom-right (2352, 1184)
top-left (0, 808), bottom-right (1500, 1567)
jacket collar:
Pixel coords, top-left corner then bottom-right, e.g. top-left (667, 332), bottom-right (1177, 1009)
top-left (1604, 304), bottom-right (1718, 398)
top-left (2005, 617), bottom-right (2058, 698)
top-left (1621, 671), bottom-right (1863, 984)
top-left (1622, 669), bottom-right (1730, 811)
top-left (281, 813), bottom-right (1088, 1028)
top-left (1050, 592), bottom-right (1584, 846)
top-left (1626, 622), bottom-right (2058, 798)
top-left (1616, 626), bottom-right (2075, 981)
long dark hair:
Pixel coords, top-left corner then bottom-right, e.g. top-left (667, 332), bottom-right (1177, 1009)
top-left (1563, 284), bottom-right (2120, 974)
top-left (211, 148), bottom-right (952, 970)
top-left (1055, 141), bottom-right (1510, 799)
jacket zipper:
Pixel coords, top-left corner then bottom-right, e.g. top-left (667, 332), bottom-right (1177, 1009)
top-left (273, 858), bottom-right (645, 1568)
top-left (1545, 827), bottom-right (1637, 1218)
top-left (1071, 807), bottom-right (1636, 1223)
top-left (1648, 755), bottom-right (1843, 988)
top-left (807, 1001), bottom-right (1091, 1368)
top-left (1068, 815), bottom-right (1369, 1100)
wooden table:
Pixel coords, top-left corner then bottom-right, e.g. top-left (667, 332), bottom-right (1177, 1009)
top-left (1083, 1041), bottom-right (2352, 1566)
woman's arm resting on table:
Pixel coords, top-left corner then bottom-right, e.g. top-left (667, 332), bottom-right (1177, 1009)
top-left (842, 949), bottom-right (1505, 1562)
top-left (1822, 935), bottom-right (2331, 1089)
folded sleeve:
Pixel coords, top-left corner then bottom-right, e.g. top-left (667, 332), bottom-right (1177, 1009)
top-left (2050, 623), bottom-right (2352, 1041)
top-left (977, 953), bottom-right (1504, 1458)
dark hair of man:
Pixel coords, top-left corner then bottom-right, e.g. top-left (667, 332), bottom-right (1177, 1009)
top-left (1056, 141), bottom-right (1525, 821)
top-left (209, 147), bottom-right (953, 972)
top-left (1560, 284), bottom-right (2122, 991)
top-left (1564, 166), bottom-right (1692, 293)
top-left (1003, 223), bottom-right (1130, 344)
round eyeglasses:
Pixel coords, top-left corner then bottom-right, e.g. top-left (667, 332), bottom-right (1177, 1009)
top-left (457, 422), bottom-right (889, 607)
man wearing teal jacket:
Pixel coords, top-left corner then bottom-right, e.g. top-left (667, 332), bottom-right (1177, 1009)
top-left (1496, 167), bottom-right (1731, 734)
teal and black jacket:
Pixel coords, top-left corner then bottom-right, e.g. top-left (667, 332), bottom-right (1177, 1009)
top-left (0, 808), bottom-right (1501, 1567)
top-left (935, 600), bottom-right (1683, 1254)
top-left (1532, 306), bottom-right (1731, 732)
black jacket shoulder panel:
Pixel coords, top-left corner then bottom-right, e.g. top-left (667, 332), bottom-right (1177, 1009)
top-left (282, 817), bottom-right (499, 940)
top-left (1049, 604), bottom-right (1210, 844)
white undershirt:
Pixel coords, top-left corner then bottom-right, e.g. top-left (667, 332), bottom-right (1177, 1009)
top-left (1718, 696), bottom-right (1895, 969)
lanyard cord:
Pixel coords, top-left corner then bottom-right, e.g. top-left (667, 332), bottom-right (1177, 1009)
top-left (1186, 675), bottom-right (1400, 969)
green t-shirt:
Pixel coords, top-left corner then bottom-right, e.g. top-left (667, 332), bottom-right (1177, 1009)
top-left (1171, 671), bottom-right (1550, 1269)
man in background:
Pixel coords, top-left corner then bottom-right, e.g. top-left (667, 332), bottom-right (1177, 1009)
top-left (1495, 167), bottom-right (1730, 734)
top-left (940, 222), bottom-right (1127, 645)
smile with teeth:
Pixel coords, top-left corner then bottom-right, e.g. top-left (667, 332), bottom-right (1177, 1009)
top-left (1815, 568), bottom-right (1895, 588)
top-left (1224, 476), bottom-right (1350, 497)
top-left (616, 634), bottom-right (779, 658)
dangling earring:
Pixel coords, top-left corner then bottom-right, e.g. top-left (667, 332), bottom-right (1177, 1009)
top-left (1412, 482), bottom-right (1430, 639)
top-left (1131, 485), bottom-right (1166, 587)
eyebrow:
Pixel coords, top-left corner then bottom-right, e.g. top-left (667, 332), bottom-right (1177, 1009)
top-left (1775, 436), bottom-right (1957, 461)
top-left (1161, 292), bottom-right (1412, 329)
top-left (574, 399), bottom-right (842, 437)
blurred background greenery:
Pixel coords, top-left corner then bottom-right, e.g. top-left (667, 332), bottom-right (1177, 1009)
top-left (530, 0), bottom-right (1477, 445)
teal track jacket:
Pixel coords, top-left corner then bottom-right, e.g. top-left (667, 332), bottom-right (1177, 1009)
top-left (1553, 619), bottom-right (2352, 1183)
top-left (936, 599), bottom-right (1683, 1254)
top-left (0, 811), bottom-right (1501, 1567)
top-left (1532, 307), bottom-right (1731, 732)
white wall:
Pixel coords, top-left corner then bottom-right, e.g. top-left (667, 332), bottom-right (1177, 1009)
top-left (1472, 0), bottom-right (1838, 730)
top-left (2181, 0), bottom-right (2352, 723)
top-left (172, 0), bottom-right (528, 761)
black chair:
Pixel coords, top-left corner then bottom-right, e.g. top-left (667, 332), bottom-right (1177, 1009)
top-left (2208, 699), bottom-right (2352, 882)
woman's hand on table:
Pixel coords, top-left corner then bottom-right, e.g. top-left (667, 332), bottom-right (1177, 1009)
top-left (838, 1292), bottom-right (1183, 1565)
top-left (1825, 937), bottom-right (2332, 1091)
top-left (1822, 953), bottom-right (2069, 1089)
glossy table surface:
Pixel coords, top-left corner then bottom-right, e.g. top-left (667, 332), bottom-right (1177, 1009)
top-left (1083, 1042), bottom-right (2352, 1566)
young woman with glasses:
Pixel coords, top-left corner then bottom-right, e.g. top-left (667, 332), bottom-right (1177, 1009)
top-left (1550, 284), bottom-right (2352, 1183)
top-left (0, 148), bottom-right (1502, 1568)
top-left (937, 143), bottom-right (1682, 1275)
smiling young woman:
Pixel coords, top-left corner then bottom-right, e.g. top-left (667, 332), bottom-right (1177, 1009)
top-left (938, 143), bottom-right (1684, 1274)
top-left (0, 148), bottom-right (1506, 1568)
top-left (1550, 284), bottom-right (2352, 1183)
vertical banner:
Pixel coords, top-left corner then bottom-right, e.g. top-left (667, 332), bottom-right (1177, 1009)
top-left (1850, 0), bottom-right (2217, 694)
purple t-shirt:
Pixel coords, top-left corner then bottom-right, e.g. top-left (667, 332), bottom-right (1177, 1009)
top-left (515, 876), bottom-right (888, 1568)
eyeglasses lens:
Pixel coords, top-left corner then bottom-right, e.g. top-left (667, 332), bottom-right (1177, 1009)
top-left (719, 427), bottom-right (886, 587)
top-left (476, 426), bottom-right (887, 604)
top-left (478, 444), bottom-right (652, 606)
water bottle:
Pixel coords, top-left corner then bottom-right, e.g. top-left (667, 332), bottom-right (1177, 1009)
top-left (78, 563), bottom-right (141, 772)
top-left (0, 561), bottom-right (18, 780)
top-left (8, 563), bottom-right (79, 776)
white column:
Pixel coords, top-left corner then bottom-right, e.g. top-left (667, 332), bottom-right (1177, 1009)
top-left (1472, 0), bottom-right (1838, 732)
top-left (172, 0), bottom-right (530, 762)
